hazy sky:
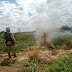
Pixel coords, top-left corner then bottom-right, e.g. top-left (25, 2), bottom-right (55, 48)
top-left (0, 0), bottom-right (72, 32)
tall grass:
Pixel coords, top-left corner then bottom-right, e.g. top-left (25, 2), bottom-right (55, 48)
top-left (52, 35), bottom-right (72, 49)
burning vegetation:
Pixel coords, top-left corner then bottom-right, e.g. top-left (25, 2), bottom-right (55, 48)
top-left (39, 32), bottom-right (54, 49)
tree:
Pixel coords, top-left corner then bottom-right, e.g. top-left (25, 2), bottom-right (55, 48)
top-left (60, 25), bottom-right (70, 31)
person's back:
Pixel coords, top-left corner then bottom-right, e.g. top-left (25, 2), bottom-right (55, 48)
top-left (4, 27), bottom-right (16, 58)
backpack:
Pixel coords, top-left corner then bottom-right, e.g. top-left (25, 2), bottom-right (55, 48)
top-left (4, 32), bottom-right (11, 40)
top-left (4, 32), bottom-right (14, 46)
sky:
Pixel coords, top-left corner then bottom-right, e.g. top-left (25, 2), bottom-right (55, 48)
top-left (0, 0), bottom-right (72, 32)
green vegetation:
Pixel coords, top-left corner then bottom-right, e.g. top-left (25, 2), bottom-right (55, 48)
top-left (0, 33), bottom-right (72, 52)
top-left (22, 55), bottom-right (72, 72)
top-left (0, 33), bottom-right (35, 52)
top-left (22, 60), bottom-right (38, 67)
top-left (22, 60), bottom-right (39, 72)
top-left (15, 34), bottom-right (36, 52)
top-left (52, 35), bottom-right (72, 49)
top-left (0, 34), bottom-right (7, 51)
top-left (44, 55), bottom-right (72, 72)
top-left (22, 64), bottom-right (39, 72)
top-left (0, 33), bottom-right (72, 72)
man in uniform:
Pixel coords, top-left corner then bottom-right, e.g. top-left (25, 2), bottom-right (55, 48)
top-left (4, 27), bottom-right (16, 58)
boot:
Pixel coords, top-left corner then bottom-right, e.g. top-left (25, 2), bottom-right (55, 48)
top-left (14, 54), bottom-right (17, 58)
top-left (8, 53), bottom-right (11, 58)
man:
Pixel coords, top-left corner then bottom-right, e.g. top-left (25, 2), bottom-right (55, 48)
top-left (4, 27), bottom-right (16, 58)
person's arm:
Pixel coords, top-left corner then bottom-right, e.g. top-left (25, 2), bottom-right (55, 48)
top-left (10, 33), bottom-right (16, 43)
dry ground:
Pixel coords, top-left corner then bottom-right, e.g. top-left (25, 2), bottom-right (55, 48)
top-left (0, 46), bottom-right (72, 72)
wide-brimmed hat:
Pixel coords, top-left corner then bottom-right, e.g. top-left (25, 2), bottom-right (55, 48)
top-left (6, 27), bottom-right (10, 31)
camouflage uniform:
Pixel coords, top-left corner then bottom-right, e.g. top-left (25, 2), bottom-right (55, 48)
top-left (4, 27), bottom-right (16, 58)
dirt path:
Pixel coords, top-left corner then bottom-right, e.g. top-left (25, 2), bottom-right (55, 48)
top-left (0, 52), bottom-right (29, 72)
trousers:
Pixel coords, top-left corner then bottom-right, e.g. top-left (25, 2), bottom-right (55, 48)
top-left (7, 45), bottom-right (16, 58)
